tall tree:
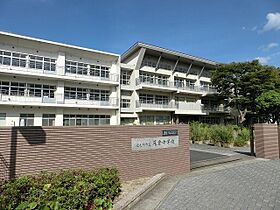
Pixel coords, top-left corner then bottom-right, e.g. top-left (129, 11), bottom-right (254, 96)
top-left (211, 60), bottom-right (277, 124)
top-left (256, 90), bottom-right (280, 125)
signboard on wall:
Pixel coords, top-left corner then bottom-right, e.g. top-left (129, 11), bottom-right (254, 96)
top-left (162, 129), bottom-right (178, 136)
top-left (131, 136), bottom-right (179, 151)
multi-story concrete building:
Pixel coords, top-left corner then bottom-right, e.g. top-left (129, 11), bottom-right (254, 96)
top-left (0, 32), bottom-right (229, 127)
top-left (120, 43), bottom-right (229, 125)
top-left (0, 32), bottom-right (120, 126)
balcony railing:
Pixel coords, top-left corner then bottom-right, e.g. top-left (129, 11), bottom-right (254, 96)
top-left (176, 102), bottom-right (206, 111)
top-left (0, 93), bottom-right (118, 107)
top-left (0, 63), bottom-right (56, 75)
top-left (0, 93), bottom-right (56, 103)
top-left (203, 105), bottom-right (230, 112)
top-left (64, 71), bottom-right (119, 82)
top-left (136, 78), bottom-right (172, 88)
top-left (136, 100), bottom-right (176, 109)
top-left (64, 97), bottom-right (118, 107)
top-left (0, 64), bottom-right (119, 83)
top-left (136, 78), bottom-right (218, 93)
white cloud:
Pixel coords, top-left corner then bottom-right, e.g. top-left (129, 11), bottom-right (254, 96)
top-left (262, 12), bottom-right (280, 32)
top-left (259, 42), bottom-right (279, 51)
top-left (251, 26), bottom-right (258, 31)
top-left (255, 56), bottom-right (271, 64)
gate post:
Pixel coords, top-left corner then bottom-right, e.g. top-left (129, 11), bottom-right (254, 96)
top-left (254, 123), bottom-right (279, 160)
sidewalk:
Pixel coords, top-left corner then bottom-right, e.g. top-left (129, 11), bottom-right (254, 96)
top-left (131, 158), bottom-right (280, 210)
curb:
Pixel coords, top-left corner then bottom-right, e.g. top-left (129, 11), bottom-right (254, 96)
top-left (191, 155), bottom-right (247, 169)
top-left (113, 173), bottom-right (166, 210)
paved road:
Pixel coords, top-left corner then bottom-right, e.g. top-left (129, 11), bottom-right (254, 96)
top-left (190, 150), bottom-right (226, 162)
top-left (158, 159), bottom-right (280, 210)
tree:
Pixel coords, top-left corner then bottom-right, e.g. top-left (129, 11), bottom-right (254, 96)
top-left (256, 90), bottom-right (280, 124)
top-left (211, 60), bottom-right (278, 124)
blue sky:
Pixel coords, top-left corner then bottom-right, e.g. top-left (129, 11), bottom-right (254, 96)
top-left (0, 0), bottom-right (280, 67)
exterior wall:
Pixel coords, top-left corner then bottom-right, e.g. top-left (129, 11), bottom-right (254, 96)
top-left (254, 123), bottom-right (279, 159)
top-left (0, 106), bottom-right (117, 126)
top-left (0, 124), bottom-right (190, 181)
top-left (120, 46), bottom-right (228, 125)
top-left (0, 32), bottom-right (121, 126)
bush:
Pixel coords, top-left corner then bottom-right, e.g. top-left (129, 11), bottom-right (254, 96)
top-left (209, 125), bottom-right (233, 145)
top-left (190, 122), bottom-right (209, 143)
top-left (0, 168), bottom-right (121, 210)
top-left (234, 127), bottom-right (250, 147)
top-left (190, 122), bottom-right (251, 147)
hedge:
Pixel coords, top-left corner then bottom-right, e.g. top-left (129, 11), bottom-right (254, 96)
top-left (0, 168), bottom-right (121, 210)
top-left (190, 122), bottom-right (250, 147)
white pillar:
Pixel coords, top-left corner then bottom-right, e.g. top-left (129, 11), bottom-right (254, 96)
top-left (57, 52), bottom-right (65, 75)
top-left (55, 109), bottom-right (64, 126)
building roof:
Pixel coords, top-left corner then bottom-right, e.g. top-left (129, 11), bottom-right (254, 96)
top-left (0, 31), bottom-right (120, 58)
top-left (122, 42), bottom-right (217, 66)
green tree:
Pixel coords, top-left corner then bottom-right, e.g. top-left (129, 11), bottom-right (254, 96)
top-left (256, 90), bottom-right (280, 124)
top-left (211, 60), bottom-right (278, 124)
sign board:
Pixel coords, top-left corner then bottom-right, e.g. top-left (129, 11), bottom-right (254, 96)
top-left (162, 129), bottom-right (178, 136)
top-left (131, 136), bottom-right (179, 151)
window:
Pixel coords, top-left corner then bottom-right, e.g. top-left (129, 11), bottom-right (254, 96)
top-left (139, 94), bottom-right (169, 105)
top-left (174, 77), bottom-right (184, 88)
top-left (0, 49), bottom-right (56, 71)
top-left (139, 115), bottom-right (171, 125)
top-left (121, 99), bottom-right (130, 108)
top-left (139, 71), bottom-right (168, 86)
top-left (121, 118), bottom-right (135, 125)
top-left (63, 114), bottom-right (110, 126)
top-left (1, 81), bottom-right (56, 98)
top-left (10, 82), bottom-right (26, 96)
top-left (0, 113), bottom-right (6, 126)
top-left (186, 79), bottom-right (195, 87)
top-left (64, 87), bottom-right (110, 101)
top-left (155, 95), bottom-right (169, 105)
top-left (0, 51), bottom-right (11, 66)
top-left (12, 52), bottom-right (27, 67)
top-left (65, 60), bottom-right (110, 78)
top-left (139, 93), bottom-right (154, 104)
top-left (155, 116), bottom-right (170, 125)
top-left (42, 114), bottom-right (55, 126)
top-left (29, 55), bottom-right (56, 71)
top-left (121, 71), bottom-right (131, 85)
top-left (142, 59), bottom-right (157, 68)
top-left (0, 81), bottom-right (9, 95)
top-left (19, 114), bottom-right (34, 126)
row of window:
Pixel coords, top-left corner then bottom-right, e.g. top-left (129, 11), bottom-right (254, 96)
top-left (139, 94), bottom-right (169, 105)
top-left (139, 71), bottom-right (169, 86)
top-left (0, 113), bottom-right (110, 126)
top-left (139, 115), bottom-right (171, 125)
top-left (64, 87), bottom-right (110, 101)
top-left (63, 114), bottom-right (110, 126)
top-left (0, 81), bottom-right (55, 98)
top-left (0, 50), bottom-right (56, 71)
top-left (65, 60), bottom-right (110, 78)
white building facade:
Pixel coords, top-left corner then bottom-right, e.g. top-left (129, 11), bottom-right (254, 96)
top-left (0, 32), bottom-right (120, 126)
top-left (120, 43), bottom-right (230, 125)
top-left (0, 32), bottom-right (230, 127)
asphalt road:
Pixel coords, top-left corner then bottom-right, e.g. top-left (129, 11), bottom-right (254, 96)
top-left (190, 150), bottom-right (227, 163)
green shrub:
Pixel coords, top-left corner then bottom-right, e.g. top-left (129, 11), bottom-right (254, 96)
top-left (234, 127), bottom-right (250, 147)
top-left (0, 168), bottom-right (121, 210)
top-left (190, 122), bottom-right (209, 143)
top-left (209, 125), bottom-right (233, 145)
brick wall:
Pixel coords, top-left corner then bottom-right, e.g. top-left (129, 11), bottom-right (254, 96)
top-left (254, 123), bottom-right (279, 160)
top-left (0, 125), bottom-right (190, 181)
